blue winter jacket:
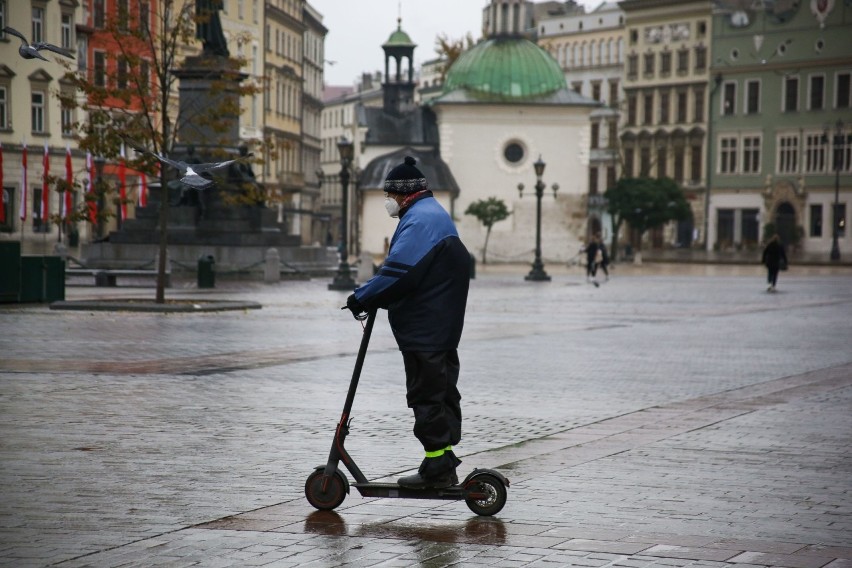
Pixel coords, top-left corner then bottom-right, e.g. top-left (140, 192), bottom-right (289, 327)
top-left (353, 192), bottom-right (470, 352)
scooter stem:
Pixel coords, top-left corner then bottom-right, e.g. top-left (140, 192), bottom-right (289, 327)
top-left (341, 310), bottom-right (377, 418)
top-left (323, 310), bottom-right (377, 483)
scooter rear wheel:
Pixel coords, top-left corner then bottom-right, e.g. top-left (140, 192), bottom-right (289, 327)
top-left (305, 469), bottom-right (348, 511)
top-left (464, 473), bottom-right (507, 516)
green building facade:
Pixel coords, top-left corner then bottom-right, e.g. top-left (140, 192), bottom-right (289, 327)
top-left (707, 0), bottom-right (852, 257)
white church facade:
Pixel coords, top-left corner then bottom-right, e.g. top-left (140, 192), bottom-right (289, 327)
top-left (355, 0), bottom-right (600, 267)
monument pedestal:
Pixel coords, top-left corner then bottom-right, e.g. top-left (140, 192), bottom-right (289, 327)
top-left (79, 55), bottom-right (336, 277)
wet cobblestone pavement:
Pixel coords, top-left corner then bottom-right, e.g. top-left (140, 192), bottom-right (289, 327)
top-left (1, 263), bottom-right (851, 567)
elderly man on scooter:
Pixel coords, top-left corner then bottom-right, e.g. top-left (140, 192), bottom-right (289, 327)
top-left (346, 156), bottom-right (470, 489)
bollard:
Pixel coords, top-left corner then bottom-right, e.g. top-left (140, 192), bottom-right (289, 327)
top-left (264, 248), bottom-right (281, 283)
top-left (197, 255), bottom-right (215, 288)
top-left (469, 252), bottom-right (476, 279)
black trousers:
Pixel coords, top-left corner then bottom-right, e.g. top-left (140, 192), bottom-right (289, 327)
top-left (402, 350), bottom-right (462, 452)
top-left (767, 267), bottom-right (779, 286)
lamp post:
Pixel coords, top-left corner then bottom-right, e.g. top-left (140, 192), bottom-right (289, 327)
top-left (329, 136), bottom-right (356, 290)
top-left (825, 119), bottom-right (848, 262)
top-left (519, 155), bottom-right (558, 281)
top-left (93, 155), bottom-right (106, 240)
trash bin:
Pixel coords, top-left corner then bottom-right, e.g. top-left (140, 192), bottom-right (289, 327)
top-left (19, 256), bottom-right (65, 303)
top-left (197, 255), bottom-right (215, 288)
top-left (0, 241), bottom-right (21, 303)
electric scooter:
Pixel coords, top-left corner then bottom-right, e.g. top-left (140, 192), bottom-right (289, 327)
top-left (305, 310), bottom-right (509, 516)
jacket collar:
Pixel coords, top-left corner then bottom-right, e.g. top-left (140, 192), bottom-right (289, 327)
top-left (399, 190), bottom-right (433, 218)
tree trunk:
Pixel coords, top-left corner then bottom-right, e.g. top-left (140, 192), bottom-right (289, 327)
top-left (482, 226), bottom-right (492, 264)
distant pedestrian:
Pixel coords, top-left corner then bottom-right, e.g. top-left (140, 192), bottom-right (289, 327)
top-left (584, 238), bottom-right (600, 287)
top-left (596, 233), bottom-right (609, 281)
top-left (761, 233), bottom-right (787, 292)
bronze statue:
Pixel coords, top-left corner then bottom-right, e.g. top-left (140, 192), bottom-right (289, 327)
top-left (196, 0), bottom-right (229, 57)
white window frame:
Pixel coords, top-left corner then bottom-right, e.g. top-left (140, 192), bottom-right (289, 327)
top-left (777, 134), bottom-right (800, 174)
top-left (745, 79), bottom-right (760, 115)
top-left (0, 1), bottom-right (7, 40)
top-left (808, 74), bottom-right (825, 111)
top-left (61, 12), bottom-right (73, 50)
top-left (831, 131), bottom-right (852, 173)
top-left (77, 34), bottom-right (88, 73)
top-left (742, 135), bottom-right (761, 174)
top-left (93, 50), bottom-right (106, 87)
top-left (804, 132), bottom-right (826, 173)
top-left (722, 81), bottom-right (736, 116)
top-left (0, 86), bottom-right (8, 129)
top-left (61, 98), bottom-right (74, 136)
top-left (783, 75), bottom-right (799, 112)
top-left (31, 90), bottom-right (46, 133)
top-left (835, 71), bottom-right (851, 109)
top-left (719, 136), bottom-right (738, 174)
top-left (32, 6), bottom-right (44, 43)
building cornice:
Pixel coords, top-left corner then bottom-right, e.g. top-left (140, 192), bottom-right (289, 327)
top-left (620, 0), bottom-right (710, 11)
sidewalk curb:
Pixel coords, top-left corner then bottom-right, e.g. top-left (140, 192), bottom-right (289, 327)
top-left (49, 299), bottom-right (263, 312)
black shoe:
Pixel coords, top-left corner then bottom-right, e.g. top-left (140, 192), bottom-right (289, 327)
top-left (398, 469), bottom-right (458, 489)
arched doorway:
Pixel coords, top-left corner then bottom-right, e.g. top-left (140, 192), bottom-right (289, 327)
top-left (775, 202), bottom-right (796, 246)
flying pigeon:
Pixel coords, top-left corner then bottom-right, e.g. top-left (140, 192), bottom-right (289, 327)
top-left (3, 26), bottom-right (75, 61)
top-left (151, 152), bottom-right (255, 190)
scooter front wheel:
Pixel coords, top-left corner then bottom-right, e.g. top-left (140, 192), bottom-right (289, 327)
top-left (464, 473), bottom-right (507, 516)
top-left (305, 469), bottom-right (349, 511)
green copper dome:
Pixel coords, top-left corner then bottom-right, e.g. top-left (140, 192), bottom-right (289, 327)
top-left (444, 37), bottom-right (566, 100)
top-left (383, 20), bottom-right (415, 48)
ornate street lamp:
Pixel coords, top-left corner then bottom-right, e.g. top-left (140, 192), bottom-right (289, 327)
top-left (328, 136), bottom-right (356, 290)
top-left (823, 119), bottom-right (849, 262)
top-left (518, 155), bottom-right (558, 282)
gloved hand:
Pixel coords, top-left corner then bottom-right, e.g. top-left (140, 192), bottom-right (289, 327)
top-left (345, 293), bottom-right (366, 318)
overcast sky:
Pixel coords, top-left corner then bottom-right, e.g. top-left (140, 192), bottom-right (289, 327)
top-left (310, 0), bottom-right (603, 86)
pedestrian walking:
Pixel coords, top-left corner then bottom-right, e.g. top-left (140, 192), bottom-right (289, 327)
top-left (345, 156), bottom-right (470, 489)
top-left (585, 238), bottom-right (600, 286)
top-left (596, 233), bottom-right (610, 282)
top-left (761, 233), bottom-right (788, 292)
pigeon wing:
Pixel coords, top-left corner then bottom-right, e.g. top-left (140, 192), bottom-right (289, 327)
top-left (3, 26), bottom-right (27, 44)
top-left (194, 153), bottom-right (255, 172)
top-left (154, 153), bottom-right (187, 173)
top-left (37, 42), bottom-right (75, 59)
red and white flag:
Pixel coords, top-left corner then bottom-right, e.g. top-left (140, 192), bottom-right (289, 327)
top-left (64, 145), bottom-right (73, 219)
top-left (119, 144), bottom-right (127, 221)
top-left (139, 171), bottom-right (148, 208)
top-left (19, 143), bottom-right (27, 221)
top-left (86, 151), bottom-right (97, 224)
top-left (0, 142), bottom-right (5, 224)
top-left (41, 142), bottom-right (50, 221)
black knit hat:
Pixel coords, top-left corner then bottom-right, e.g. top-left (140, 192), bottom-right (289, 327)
top-left (384, 156), bottom-right (428, 194)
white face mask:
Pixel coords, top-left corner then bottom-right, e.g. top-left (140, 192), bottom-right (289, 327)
top-left (385, 196), bottom-right (400, 218)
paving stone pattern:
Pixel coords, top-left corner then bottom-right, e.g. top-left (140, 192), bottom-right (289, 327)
top-left (1, 267), bottom-right (851, 567)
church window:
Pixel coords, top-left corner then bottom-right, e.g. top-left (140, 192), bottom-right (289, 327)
top-left (504, 142), bottom-right (525, 164)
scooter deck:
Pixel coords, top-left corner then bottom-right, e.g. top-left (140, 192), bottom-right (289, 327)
top-left (351, 482), bottom-right (469, 500)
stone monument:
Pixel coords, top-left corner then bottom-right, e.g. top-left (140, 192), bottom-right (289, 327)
top-left (79, 1), bottom-right (335, 276)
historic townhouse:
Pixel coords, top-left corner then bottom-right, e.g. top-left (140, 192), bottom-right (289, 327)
top-left (619, 0), bottom-right (712, 249)
top-left (262, 0), bottom-right (306, 242)
top-left (537, 1), bottom-right (625, 241)
top-left (0, 0), bottom-right (84, 250)
top-left (708, 0), bottom-right (852, 257)
top-left (301, 3), bottom-right (326, 246)
top-left (220, 0), bottom-right (265, 144)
